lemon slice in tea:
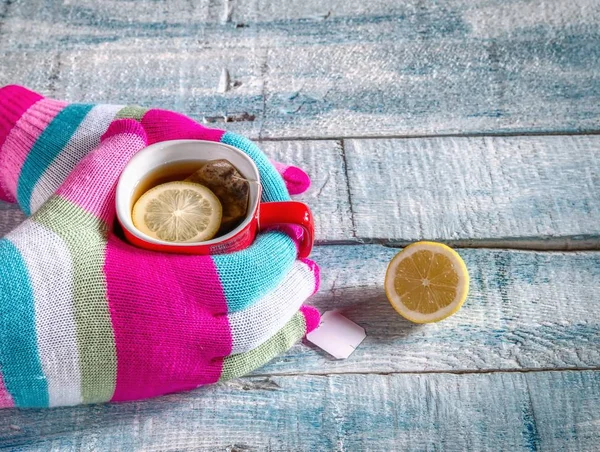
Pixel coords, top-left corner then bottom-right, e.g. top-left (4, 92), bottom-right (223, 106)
top-left (385, 241), bottom-right (469, 323)
top-left (132, 181), bottom-right (222, 243)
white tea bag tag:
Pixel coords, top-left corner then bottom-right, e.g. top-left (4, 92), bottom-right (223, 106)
top-left (306, 311), bottom-right (366, 359)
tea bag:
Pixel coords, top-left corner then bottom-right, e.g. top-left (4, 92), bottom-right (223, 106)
top-left (185, 159), bottom-right (250, 235)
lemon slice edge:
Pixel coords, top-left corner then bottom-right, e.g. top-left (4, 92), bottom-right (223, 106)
top-left (385, 241), bottom-right (470, 324)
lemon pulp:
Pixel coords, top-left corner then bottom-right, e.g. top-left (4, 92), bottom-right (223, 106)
top-left (132, 181), bottom-right (222, 243)
top-left (385, 241), bottom-right (469, 323)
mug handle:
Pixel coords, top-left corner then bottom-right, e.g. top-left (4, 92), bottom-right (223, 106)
top-left (258, 201), bottom-right (315, 258)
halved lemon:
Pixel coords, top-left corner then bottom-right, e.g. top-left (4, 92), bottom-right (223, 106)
top-left (132, 181), bottom-right (222, 243)
top-left (385, 241), bottom-right (469, 323)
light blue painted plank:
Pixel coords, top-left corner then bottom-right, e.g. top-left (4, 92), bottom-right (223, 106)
top-left (529, 371), bottom-right (600, 451)
top-left (345, 136), bottom-right (600, 247)
top-left (7, 134), bottom-right (599, 247)
top-left (0, 0), bottom-right (598, 138)
top-left (260, 245), bottom-right (600, 375)
top-left (0, 371), bottom-right (598, 451)
top-left (259, 140), bottom-right (353, 242)
top-left (4, 134), bottom-right (600, 246)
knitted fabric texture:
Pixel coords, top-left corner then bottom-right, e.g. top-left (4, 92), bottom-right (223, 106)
top-left (0, 86), bottom-right (320, 408)
top-left (0, 85), bottom-right (310, 212)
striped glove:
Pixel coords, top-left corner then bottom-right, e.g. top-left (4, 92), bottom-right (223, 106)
top-left (0, 87), bottom-right (319, 408)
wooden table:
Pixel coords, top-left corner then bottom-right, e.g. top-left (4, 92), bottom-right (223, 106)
top-left (1, 0), bottom-right (599, 450)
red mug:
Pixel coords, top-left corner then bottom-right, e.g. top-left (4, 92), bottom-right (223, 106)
top-left (115, 140), bottom-right (314, 257)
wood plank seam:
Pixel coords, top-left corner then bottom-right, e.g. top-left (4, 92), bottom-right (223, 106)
top-left (524, 376), bottom-right (543, 451)
top-left (257, 130), bottom-right (600, 142)
top-left (250, 367), bottom-right (600, 378)
top-left (314, 237), bottom-right (600, 251)
top-left (47, 51), bottom-right (62, 96)
top-left (258, 47), bottom-right (269, 140)
top-left (340, 139), bottom-right (357, 239)
top-left (0, 0), bottom-right (13, 39)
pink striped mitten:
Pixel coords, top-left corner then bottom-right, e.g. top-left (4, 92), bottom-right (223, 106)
top-left (0, 105), bottom-right (319, 407)
top-left (0, 85), bottom-right (310, 214)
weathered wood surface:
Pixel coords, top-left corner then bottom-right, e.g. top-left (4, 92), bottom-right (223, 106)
top-left (345, 135), bottom-right (600, 248)
top-left (259, 140), bottom-right (352, 242)
top-left (1, 0), bottom-right (599, 449)
top-left (0, 370), bottom-right (598, 451)
top-left (0, 0), bottom-right (599, 139)
top-left (260, 245), bottom-right (600, 374)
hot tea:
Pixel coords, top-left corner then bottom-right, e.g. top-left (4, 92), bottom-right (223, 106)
top-left (131, 160), bottom-right (206, 206)
top-left (131, 159), bottom-right (251, 243)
